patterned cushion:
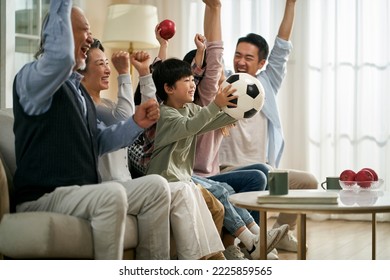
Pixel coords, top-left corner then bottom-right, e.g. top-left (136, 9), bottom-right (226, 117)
top-left (128, 124), bottom-right (156, 178)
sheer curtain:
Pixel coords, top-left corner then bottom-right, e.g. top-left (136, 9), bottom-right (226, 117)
top-left (302, 0), bottom-right (390, 221)
top-left (304, 0), bottom-right (390, 190)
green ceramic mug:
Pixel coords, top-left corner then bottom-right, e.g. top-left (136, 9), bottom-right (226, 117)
top-left (321, 176), bottom-right (342, 190)
top-left (268, 170), bottom-right (289, 195)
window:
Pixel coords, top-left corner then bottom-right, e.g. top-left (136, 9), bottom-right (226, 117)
top-left (0, 0), bottom-right (49, 108)
top-left (14, 0), bottom-right (50, 72)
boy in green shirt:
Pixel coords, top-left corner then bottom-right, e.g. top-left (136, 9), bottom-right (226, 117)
top-left (147, 58), bottom-right (236, 182)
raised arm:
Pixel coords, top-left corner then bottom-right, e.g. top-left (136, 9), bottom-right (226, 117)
top-left (110, 51), bottom-right (134, 119)
top-left (277, 0), bottom-right (297, 41)
top-left (15, 0), bottom-right (74, 115)
top-left (130, 51), bottom-right (157, 103)
top-left (197, 0), bottom-right (223, 106)
top-left (193, 34), bottom-right (206, 69)
top-left (155, 23), bottom-right (169, 61)
top-left (203, 0), bottom-right (222, 42)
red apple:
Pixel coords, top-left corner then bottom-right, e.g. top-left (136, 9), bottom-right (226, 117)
top-left (158, 19), bottom-right (176, 40)
top-left (355, 169), bottom-right (374, 188)
top-left (339, 169), bottom-right (356, 181)
top-left (361, 168), bottom-right (378, 181)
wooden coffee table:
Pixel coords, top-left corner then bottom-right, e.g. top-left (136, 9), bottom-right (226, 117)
top-left (229, 189), bottom-right (390, 260)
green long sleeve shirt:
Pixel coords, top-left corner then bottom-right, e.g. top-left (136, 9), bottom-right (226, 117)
top-left (146, 102), bottom-right (235, 182)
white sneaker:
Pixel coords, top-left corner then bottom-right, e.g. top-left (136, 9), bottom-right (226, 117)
top-left (223, 245), bottom-right (248, 260)
top-left (241, 245), bottom-right (279, 260)
top-left (248, 226), bottom-right (287, 259)
top-left (273, 224), bottom-right (289, 247)
top-left (267, 248), bottom-right (279, 260)
top-left (275, 230), bottom-right (308, 252)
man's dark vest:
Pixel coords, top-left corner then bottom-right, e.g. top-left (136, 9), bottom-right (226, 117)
top-left (13, 80), bottom-right (101, 205)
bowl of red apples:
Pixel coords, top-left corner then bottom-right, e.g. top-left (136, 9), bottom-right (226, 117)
top-left (339, 168), bottom-right (383, 190)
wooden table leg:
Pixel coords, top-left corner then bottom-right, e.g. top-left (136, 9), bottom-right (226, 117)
top-left (259, 210), bottom-right (267, 260)
top-left (372, 213), bottom-right (376, 260)
top-left (297, 213), bottom-right (306, 260)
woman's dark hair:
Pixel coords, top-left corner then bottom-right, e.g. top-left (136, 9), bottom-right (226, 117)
top-left (182, 49), bottom-right (207, 103)
top-left (237, 33), bottom-right (269, 61)
top-left (85, 38), bottom-right (104, 65)
top-left (183, 49), bottom-right (207, 69)
top-left (152, 58), bottom-right (193, 102)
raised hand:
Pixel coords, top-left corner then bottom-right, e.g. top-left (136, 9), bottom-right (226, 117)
top-left (111, 51), bottom-right (130, 75)
top-left (130, 51), bottom-right (151, 77)
top-left (155, 23), bottom-right (169, 61)
top-left (155, 23), bottom-right (169, 47)
top-left (133, 98), bottom-right (160, 128)
top-left (194, 33), bottom-right (206, 51)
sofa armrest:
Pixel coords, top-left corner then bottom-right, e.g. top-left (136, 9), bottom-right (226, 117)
top-left (0, 156), bottom-right (10, 220)
top-left (0, 212), bottom-right (93, 259)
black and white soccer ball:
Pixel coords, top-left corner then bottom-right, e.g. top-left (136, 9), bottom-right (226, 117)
top-left (221, 73), bottom-right (265, 120)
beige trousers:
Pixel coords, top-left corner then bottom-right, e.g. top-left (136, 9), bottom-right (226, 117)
top-left (17, 174), bottom-right (171, 260)
top-left (169, 182), bottom-right (224, 259)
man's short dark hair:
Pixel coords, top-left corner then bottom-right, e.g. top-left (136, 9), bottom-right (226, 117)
top-left (237, 33), bottom-right (269, 61)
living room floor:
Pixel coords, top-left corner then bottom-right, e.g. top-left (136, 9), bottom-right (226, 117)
top-left (267, 217), bottom-right (390, 260)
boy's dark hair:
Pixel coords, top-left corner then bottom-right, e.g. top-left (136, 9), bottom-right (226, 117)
top-left (152, 58), bottom-right (193, 102)
top-left (237, 33), bottom-right (269, 61)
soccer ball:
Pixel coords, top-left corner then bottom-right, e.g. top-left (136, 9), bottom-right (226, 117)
top-left (221, 73), bottom-right (265, 120)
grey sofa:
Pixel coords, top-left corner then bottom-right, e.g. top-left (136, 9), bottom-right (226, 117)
top-left (0, 108), bottom-right (138, 259)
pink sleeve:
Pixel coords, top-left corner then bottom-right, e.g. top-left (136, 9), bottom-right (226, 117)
top-left (196, 41), bottom-right (224, 107)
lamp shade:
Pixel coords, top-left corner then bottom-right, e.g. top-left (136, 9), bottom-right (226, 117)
top-left (102, 4), bottom-right (159, 51)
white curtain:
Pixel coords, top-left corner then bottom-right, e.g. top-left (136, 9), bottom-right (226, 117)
top-left (302, 0), bottom-right (390, 190)
top-left (302, 0), bottom-right (390, 221)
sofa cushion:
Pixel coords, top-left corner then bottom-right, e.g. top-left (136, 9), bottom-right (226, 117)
top-left (0, 211), bottom-right (93, 259)
top-left (0, 211), bottom-right (138, 259)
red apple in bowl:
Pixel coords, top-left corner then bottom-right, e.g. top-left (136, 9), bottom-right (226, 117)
top-left (355, 169), bottom-right (374, 188)
top-left (361, 168), bottom-right (378, 181)
top-left (158, 19), bottom-right (176, 40)
top-left (339, 169), bottom-right (356, 181)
